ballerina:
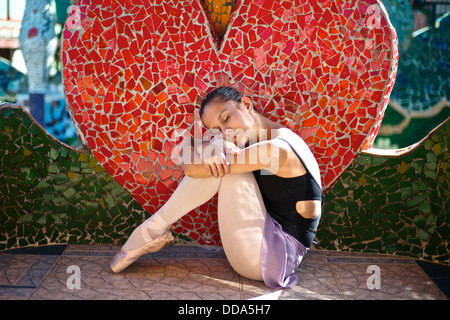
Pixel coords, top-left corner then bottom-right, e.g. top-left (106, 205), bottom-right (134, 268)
top-left (110, 86), bottom-right (322, 289)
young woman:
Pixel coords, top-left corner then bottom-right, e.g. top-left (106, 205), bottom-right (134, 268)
top-left (110, 86), bottom-right (323, 289)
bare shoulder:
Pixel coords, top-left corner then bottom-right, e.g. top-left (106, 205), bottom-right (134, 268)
top-left (271, 128), bottom-right (322, 186)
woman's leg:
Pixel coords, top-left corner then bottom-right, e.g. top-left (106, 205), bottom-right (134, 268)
top-left (143, 171), bottom-right (268, 282)
top-left (120, 175), bottom-right (222, 252)
top-left (217, 172), bottom-right (307, 289)
top-left (110, 175), bottom-right (222, 272)
top-left (112, 137), bottom-right (268, 279)
top-left (217, 172), bottom-right (267, 281)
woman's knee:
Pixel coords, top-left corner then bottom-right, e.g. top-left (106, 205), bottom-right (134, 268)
top-left (220, 171), bottom-right (255, 186)
top-left (223, 247), bottom-right (263, 281)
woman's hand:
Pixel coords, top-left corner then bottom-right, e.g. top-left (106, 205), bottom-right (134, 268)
top-left (202, 149), bottom-right (229, 178)
top-left (198, 138), bottom-right (240, 178)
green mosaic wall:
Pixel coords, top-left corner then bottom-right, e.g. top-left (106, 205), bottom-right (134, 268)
top-left (0, 105), bottom-right (146, 248)
top-left (0, 105), bottom-right (449, 265)
top-left (319, 118), bottom-right (449, 264)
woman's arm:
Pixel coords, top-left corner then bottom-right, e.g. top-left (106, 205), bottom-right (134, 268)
top-left (181, 138), bottom-right (292, 178)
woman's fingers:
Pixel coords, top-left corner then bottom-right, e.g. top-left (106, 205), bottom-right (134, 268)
top-left (220, 153), bottom-right (230, 176)
top-left (203, 153), bottom-right (229, 177)
top-left (200, 137), bottom-right (235, 178)
top-left (212, 162), bottom-right (222, 178)
top-left (212, 153), bottom-right (229, 178)
top-left (218, 153), bottom-right (230, 177)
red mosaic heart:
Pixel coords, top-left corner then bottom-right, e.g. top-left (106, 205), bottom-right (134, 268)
top-left (62, 0), bottom-right (398, 244)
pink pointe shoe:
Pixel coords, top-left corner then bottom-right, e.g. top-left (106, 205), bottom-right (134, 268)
top-left (110, 230), bottom-right (174, 273)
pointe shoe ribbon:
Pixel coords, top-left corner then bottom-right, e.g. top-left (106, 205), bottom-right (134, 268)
top-left (110, 230), bottom-right (174, 273)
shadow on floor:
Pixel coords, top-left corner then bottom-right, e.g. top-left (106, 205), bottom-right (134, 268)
top-left (0, 244), bottom-right (448, 300)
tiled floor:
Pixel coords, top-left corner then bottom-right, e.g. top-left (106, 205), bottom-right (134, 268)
top-left (0, 244), bottom-right (448, 300)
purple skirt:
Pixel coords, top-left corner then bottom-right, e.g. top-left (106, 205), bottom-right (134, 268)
top-left (261, 214), bottom-right (309, 289)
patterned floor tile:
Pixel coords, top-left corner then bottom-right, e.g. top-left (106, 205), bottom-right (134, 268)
top-left (0, 245), bottom-right (447, 300)
top-left (328, 261), bottom-right (447, 300)
top-left (30, 245), bottom-right (242, 300)
top-left (243, 252), bottom-right (345, 300)
top-left (0, 252), bottom-right (59, 298)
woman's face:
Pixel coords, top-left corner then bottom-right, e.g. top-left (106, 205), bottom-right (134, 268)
top-left (201, 97), bottom-right (255, 146)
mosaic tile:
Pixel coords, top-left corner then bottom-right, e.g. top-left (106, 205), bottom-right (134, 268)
top-left (388, 12), bottom-right (449, 114)
top-left (319, 118), bottom-right (450, 265)
top-left (201, 0), bottom-right (238, 39)
top-left (60, 0), bottom-right (399, 226)
top-left (0, 59), bottom-right (27, 103)
top-left (0, 105), bottom-right (448, 267)
top-left (373, 10), bottom-right (449, 149)
top-left (0, 106), bottom-right (145, 250)
top-left (381, 0), bottom-right (414, 51)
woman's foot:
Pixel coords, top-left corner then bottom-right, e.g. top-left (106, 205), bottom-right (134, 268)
top-left (110, 229), bottom-right (174, 273)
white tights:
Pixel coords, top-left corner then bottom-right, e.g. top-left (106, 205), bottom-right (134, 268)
top-left (121, 172), bottom-right (267, 280)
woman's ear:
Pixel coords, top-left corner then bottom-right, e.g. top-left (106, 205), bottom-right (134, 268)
top-left (241, 96), bottom-right (254, 111)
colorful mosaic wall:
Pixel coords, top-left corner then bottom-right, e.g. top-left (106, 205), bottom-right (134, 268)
top-left (0, 105), bottom-right (448, 265)
top-left (0, 58), bottom-right (27, 103)
top-left (0, 105), bottom-right (144, 248)
top-left (61, 0), bottom-right (399, 227)
top-left (381, 0), bottom-right (414, 51)
top-left (201, 0), bottom-right (238, 39)
top-left (389, 12), bottom-right (449, 114)
top-left (319, 117), bottom-right (449, 264)
top-left (374, 7), bottom-right (449, 149)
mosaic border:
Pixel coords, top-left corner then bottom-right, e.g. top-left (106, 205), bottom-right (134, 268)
top-left (0, 105), bottom-right (448, 265)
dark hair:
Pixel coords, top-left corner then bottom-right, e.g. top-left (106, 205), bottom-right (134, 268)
top-left (199, 86), bottom-right (243, 118)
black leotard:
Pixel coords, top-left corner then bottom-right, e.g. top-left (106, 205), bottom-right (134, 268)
top-left (253, 132), bottom-right (322, 248)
